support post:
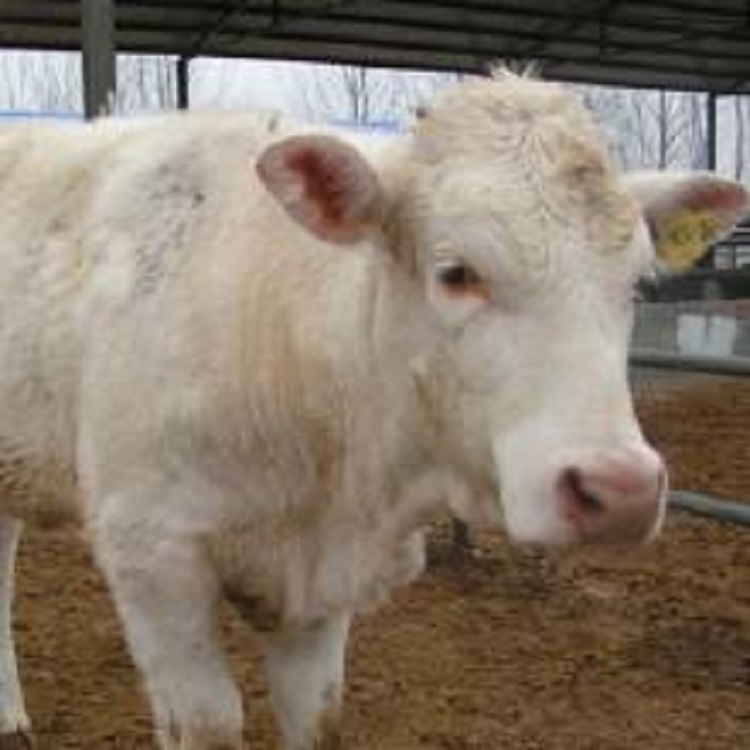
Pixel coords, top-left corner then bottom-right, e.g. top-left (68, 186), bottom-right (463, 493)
top-left (177, 56), bottom-right (191, 110)
top-left (706, 91), bottom-right (718, 171)
top-left (700, 91), bottom-right (720, 269)
top-left (81, 0), bottom-right (117, 119)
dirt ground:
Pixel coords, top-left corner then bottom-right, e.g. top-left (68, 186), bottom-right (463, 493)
top-left (11, 376), bottom-right (750, 749)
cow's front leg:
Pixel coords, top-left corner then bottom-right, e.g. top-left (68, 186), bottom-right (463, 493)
top-left (0, 517), bottom-right (31, 749)
top-left (92, 506), bottom-right (243, 750)
top-left (259, 613), bottom-right (351, 750)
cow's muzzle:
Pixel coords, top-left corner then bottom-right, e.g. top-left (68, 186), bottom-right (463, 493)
top-left (555, 445), bottom-right (667, 544)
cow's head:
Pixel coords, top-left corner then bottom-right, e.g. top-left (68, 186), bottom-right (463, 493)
top-left (257, 71), bottom-right (750, 546)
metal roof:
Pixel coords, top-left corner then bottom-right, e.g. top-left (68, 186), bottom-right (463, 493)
top-left (1, 1), bottom-right (749, 93)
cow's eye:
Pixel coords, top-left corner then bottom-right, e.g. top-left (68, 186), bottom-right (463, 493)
top-left (435, 260), bottom-right (484, 292)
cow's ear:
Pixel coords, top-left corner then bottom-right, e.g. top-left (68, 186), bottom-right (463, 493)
top-left (257, 134), bottom-right (385, 245)
top-left (624, 171), bottom-right (750, 270)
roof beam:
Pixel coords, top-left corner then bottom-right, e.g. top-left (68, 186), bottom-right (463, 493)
top-left (0, 1), bottom-right (747, 93)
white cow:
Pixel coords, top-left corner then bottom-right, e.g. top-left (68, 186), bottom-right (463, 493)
top-left (0, 71), bottom-right (747, 749)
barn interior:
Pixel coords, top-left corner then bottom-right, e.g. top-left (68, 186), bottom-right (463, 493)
top-left (0, 3), bottom-right (747, 749)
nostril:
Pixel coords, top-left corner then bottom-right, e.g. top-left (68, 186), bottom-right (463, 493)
top-left (561, 467), bottom-right (606, 516)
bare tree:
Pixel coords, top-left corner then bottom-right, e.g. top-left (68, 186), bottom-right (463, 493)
top-left (579, 85), bottom-right (635, 166)
top-left (0, 51), bottom-right (179, 116)
top-left (295, 64), bottom-right (399, 126)
top-left (640, 89), bottom-right (699, 169)
top-left (294, 64), bottom-right (475, 127)
top-left (0, 52), bottom-right (746, 181)
top-left (0, 51), bottom-right (80, 113)
top-left (116, 55), bottom-right (177, 113)
top-left (659, 91), bottom-right (706, 169)
top-left (389, 70), bottom-right (468, 117)
top-left (582, 85), bottom-right (713, 171)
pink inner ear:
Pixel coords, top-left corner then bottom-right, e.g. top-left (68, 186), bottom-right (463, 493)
top-left (285, 145), bottom-right (351, 234)
top-left (258, 134), bottom-right (384, 244)
top-left (684, 180), bottom-right (748, 215)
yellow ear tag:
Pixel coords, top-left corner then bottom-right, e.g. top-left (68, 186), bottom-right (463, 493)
top-left (654, 209), bottom-right (718, 270)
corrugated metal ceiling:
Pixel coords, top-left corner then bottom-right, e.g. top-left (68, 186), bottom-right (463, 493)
top-left (0, 1), bottom-right (748, 92)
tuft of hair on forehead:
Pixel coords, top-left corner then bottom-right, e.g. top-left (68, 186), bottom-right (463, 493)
top-left (410, 67), bottom-right (639, 253)
top-left (414, 67), bottom-right (602, 163)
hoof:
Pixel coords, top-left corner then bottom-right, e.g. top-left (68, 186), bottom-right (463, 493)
top-left (0, 730), bottom-right (34, 749)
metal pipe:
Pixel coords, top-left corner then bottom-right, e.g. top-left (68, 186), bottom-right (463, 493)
top-left (629, 349), bottom-right (750, 377)
top-left (669, 491), bottom-right (750, 527)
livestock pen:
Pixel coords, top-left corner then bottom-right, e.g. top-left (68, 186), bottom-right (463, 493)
top-left (632, 296), bottom-right (750, 523)
top-left (0, 3), bottom-right (748, 748)
top-left (8, 300), bottom-right (749, 749)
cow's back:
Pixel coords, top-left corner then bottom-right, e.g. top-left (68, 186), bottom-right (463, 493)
top-left (0, 112), bottom-right (291, 515)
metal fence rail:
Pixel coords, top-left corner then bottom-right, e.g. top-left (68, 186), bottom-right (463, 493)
top-left (630, 349), bottom-right (750, 377)
top-left (670, 491), bottom-right (750, 527)
top-left (633, 350), bottom-right (750, 529)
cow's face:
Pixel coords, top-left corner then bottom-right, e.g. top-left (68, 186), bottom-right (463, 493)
top-left (257, 73), bottom-right (749, 546)
top-left (409, 166), bottom-right (652, 543)
top-left (411, 166), bottom-right (696, 545)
